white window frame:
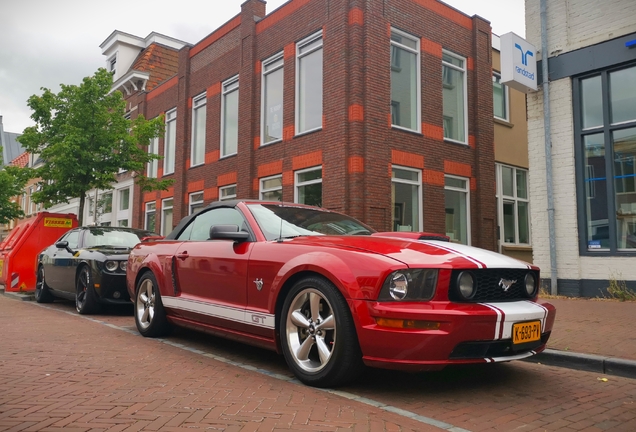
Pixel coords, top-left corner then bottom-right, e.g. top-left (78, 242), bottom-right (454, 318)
top-left (442, 50), bottom-right (468, 145)
top-left (219, 184), bottom-right (237, 201)
top-left (107, 53), bottom-right (117, 76)
top-left (189, 191), bottom-right (205, 215)
top-left (148, 136), bottom-right (159, 178)
top-left (191, 92), bottom-right (207, 168)
top-left (29, 187), bottom-right (35, 215)
top-left (220, 75), bottom-right (239, 158)
top-left (496, 164), bottom-right (531, 249)
top-left (261, 52), bottom-right (284, 146)
top-left (294, 166), bottom-right (322, 205)
top-left (493, 72), bottom-right (509, 122)
top-left (101, 191), bottom-right (113, 215)
top-left (391, 165), bottom-right (423, 232)
top-left (444, 175), bottom-right (471, 245)
top-left (164, 109), bottom-right (177, 175)
top-left (144, 202), bottom-right (156, 231)
top-left (161, 198), bottom-right (174, 237)
top-left (390, 28), bottom-right (421, 133)
top-left (295, 30), bottom-right (323, 136)
top-left (260, 175), bottom-right (283, 201)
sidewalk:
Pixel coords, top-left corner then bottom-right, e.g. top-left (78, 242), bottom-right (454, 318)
top-left (3, 287), bottom-right (636, 379)
top-left (523, 296), bottom-right (636, 379)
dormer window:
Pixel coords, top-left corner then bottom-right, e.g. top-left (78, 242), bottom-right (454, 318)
top-left (109, 56), bottom-right (117, 75)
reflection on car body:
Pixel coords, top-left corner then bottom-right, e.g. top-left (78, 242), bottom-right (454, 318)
top-left (36, 226), bottom-right (159, 314)
top-left (126, 200), bottom-right (556, 388)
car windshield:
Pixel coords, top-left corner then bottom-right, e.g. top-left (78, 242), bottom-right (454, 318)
top-left (247, 204), bottom-right (375, 241)
top-left (84, 229), bottom-right (151, 249)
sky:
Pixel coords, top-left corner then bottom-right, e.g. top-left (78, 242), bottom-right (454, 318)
top-left (0, 0), bottom-right (525, 139)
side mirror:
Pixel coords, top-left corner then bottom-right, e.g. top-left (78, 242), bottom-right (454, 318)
top-left (209, 225), bottom-right (249, 242)
top-left (55, 240), bottom-right (75, 254)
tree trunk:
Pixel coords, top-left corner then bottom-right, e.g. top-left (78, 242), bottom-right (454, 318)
top-left (77, 191), bottom-right (86, 226)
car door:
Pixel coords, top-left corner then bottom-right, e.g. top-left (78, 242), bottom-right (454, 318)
top-left (46, 229), bottom-right (81, 293)
top-left (172, 207), bottom-right (254, 331)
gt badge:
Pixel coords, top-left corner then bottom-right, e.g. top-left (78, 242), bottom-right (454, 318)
top-left (253, 278), bottom-right (263, 291)
top-left (498, 278), bottom-right (517, 292)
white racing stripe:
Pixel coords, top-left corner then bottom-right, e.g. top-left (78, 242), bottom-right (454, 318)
top-left (482, 301), bottom-right (548, 340)
top-left (422, 241), bottom-right (531, 269)
top-left (161, 296), bottom-right (276, 329)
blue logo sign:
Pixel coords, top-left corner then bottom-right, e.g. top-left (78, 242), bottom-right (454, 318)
top-left (515, 43), bottom-right (534, 66)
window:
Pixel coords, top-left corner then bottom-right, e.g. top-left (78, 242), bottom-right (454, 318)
top-left (496, 164), bottom-right (530, 246)
top-left (145, 202), bottom-right (156, 232)
top-left (442, 51), bottom-right (467, 143)
top-left (119, 188), bottom-right (130, 211)
top-left (391, 166), bottom-right (422, 232)
top-left (191, 92), bottom-right (207, 167)
top-left (390, 29), bottom-right (420, 132)
top-left (178, 207), bottom-right (247, 241)
top-left (575, 64), bottom-right (636, 253)
top-left (62, 230), bottom-right (80, 249)
top-left (29, 187), bottom-right (35, 215)
top-left (21, 193), bottom-right (26, 212)
top-left (493, 73), bottom-right (509, 121)
top-left (148, 136), bottom-right (159, 178)
top-left (295, 167), bottom-right (322, 207)
top-left (161, 198), bottom-right (173, 237)
top-left (189, 192), bottom-right (204, 215)
top-left (109, 55), bottom-right (116, 75)
top-left (445, 175), bottom-right (470, 244)
top-left (87, 196), bottom-right (95, 218)
top-left (219, 184), bottom-right (237, 201)
top-left (296, 31), bottom-right (323, 134)
top-left (262, 53), bottom-right (284, 145)
top-left (260, 175), bottom-right (282, 201)
top-left (101, 192), bottom-right (113, 214)
top-left (118, 219), bottom-right (129, 227)
top-left (164, 109), bottom-right (176, 175)
top-left (221, 76), bottom-right (239, 157)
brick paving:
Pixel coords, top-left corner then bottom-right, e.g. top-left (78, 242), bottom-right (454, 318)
top-left (1, 294), bottom-right (636, 431)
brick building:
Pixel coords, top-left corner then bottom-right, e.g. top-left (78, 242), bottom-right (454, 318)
top-left (525, 0), bottom-right (636, 296)
top-left (104, 0), bottom-right (496, 250)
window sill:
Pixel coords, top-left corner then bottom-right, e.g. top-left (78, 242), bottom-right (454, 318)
top-left (219, 153), bottom-right (237, 161)
top-left (189, 163), bottom-right (205, 170)
top-left (444, 138), bottom-right (469, 146)
top-left (501, 244), bottom-right (532, 251)
top-left (494, 117), bottom-right (514, 128)
top-left (295, 127), bottom-right (323, 139)
top-left (391, 125), bottom-right (422, 136)
top-left (260, 139), bottom-right (282, 147)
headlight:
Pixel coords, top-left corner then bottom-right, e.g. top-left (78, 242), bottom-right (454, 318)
top-left (119, 261), bottom-right (127, 272)
top-left (457, 271), bottom-right (475, 299)
top-left (104, 260), bottom-right (118, 272)
top-left (525, 272), bottom-right (537, 296)
top-left (378, 269), bottom-right (438, 301)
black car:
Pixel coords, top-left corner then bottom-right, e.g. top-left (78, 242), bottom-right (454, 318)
top-left (35, 226), bottom-right (160, 314)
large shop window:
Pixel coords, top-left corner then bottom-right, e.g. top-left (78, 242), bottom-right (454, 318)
top-left (164, 109), bottom-right (176, 175)
top-left (445, 175), bottom-right (470, 244)
top-left (496, 164), bottom-right (530, 245)
top-left (391, 166), bottom-right (422, 232)
top-left (262, 53), bottom-right (284, 145)
top-left (221, 76), bottom-right (239, 157)
top-left (576, 64), bottom-right (636, 254)
top-left (191, 92), bottom-right (207, 167)
top-left (390, 28), bottom-right (420, 132)
top-left (295, 167), bottom-right (322, 207)
top-left (296, 31), bottom-right (323, 134)
top-left (442, 51), bottom-right (467, 144)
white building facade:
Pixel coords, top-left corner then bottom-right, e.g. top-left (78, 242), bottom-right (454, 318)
top-left (525, 0), bottom-right (636, 296)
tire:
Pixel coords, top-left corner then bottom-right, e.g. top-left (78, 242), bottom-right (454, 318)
top-left (76, 266), bottom-right (101, 315)
top-left (35, 266), bottom-right (54, 303)
top-left (280, 276), bottom-right (364, 387)
top-left (134, 272), bottom-right (172, 337)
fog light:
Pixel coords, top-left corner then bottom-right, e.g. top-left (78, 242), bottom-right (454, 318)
top-left (375, 318), bottom-right (441, 330)
top-left (113, 291), bottom-right (121, 299)
top-left (457, 271), bottom-right (475, 299)
top-left (119, 261), bottom-right (127, 272)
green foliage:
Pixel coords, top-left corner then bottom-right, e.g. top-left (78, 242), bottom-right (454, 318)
top-left (606, 272), bottom-right (636, 302)
top-left (18, 68), bottom-right (172, 225)
top-left (0, 152), bottom-right (29, 224)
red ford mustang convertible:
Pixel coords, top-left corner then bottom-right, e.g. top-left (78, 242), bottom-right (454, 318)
top-left (126, 200), bottom-right (555, 387)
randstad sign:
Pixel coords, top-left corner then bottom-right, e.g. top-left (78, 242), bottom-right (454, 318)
top-left (500, 32), bottom-right (538, 93)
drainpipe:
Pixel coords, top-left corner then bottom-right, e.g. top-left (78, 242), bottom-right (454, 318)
top-left (540, 0), bottom-right (558, 295)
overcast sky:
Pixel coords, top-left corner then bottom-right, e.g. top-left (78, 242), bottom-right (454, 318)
top-left (0, 0), bottom-right (525, 137)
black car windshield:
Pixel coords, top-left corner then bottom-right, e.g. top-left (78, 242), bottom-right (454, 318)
top-left (84, 229), bottom-right (152, 249)
top-left (247, 204), bottom-right (375, 241)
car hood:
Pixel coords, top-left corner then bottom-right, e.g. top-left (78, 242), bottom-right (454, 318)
top-left (84, 246), bottom-right (132, 258)
top-left (284, 236), bottom-right (533, 270)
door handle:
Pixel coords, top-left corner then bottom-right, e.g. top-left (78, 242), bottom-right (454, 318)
top-left (176, 252), bottom-right (189, 260)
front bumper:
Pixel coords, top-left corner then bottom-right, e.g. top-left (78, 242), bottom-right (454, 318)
top-left (351, 299), bottom-right (556, 371)
top-left (95, 272), bottom-right (131, 305)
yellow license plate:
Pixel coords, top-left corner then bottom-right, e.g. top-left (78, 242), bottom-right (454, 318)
top-left (512, 320), bottom-right (541, 345)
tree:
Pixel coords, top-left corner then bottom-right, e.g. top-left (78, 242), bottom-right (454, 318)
top-left (18, 68), bottom-right (171, 225)
top-left (0, 152), bottom-right (28, 225)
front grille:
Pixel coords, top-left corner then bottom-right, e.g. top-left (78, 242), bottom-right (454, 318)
top-left (448, 269), bottom-right (538, 302)
top-left (449, 332), bottom-right (550, 359)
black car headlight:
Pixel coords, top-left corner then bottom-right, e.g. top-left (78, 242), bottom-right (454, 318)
top-left (457, 271), bottom-right (476, 299)
top-left (378, 269), bottom-right (438, 301)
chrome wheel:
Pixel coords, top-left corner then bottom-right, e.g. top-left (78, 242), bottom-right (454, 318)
top-left (285, 288), bottom-right (336, 373)
top-left (136, 278), bottom-right (156, 331)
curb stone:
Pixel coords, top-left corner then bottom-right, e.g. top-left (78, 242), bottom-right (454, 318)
top-left (524, 349), bottom-right (636, 380)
